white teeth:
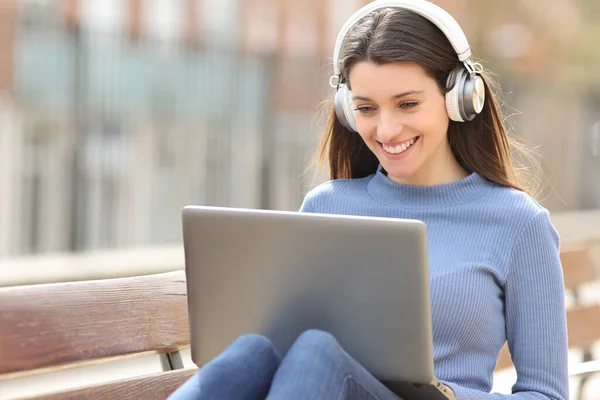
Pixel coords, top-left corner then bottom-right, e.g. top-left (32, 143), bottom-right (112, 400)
top-left (383, 138), bottom-right (416, 155)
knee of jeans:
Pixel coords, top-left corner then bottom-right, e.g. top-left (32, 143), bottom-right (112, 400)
top-left (294, 329), bottom-right (338, 350)
top-left (284, 329), bottom-right (345, 370)
top-left (232, 333), bottom-right (278, 356)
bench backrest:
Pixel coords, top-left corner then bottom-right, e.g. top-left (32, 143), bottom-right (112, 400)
top-left (0, 270), bottom-right (192, 399)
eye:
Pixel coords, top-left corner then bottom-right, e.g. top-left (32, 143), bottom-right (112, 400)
top-left (354, 106), bottom-right (375, 114)
top-left (399, 102), bottom-right (419, 110)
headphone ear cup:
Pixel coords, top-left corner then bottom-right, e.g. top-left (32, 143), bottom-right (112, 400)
top-left (445, 66), bottom-right (486, 123)
top-left (334, 84), bottom-right (358, 132)
top-left (445, 67), bottom-right (466, 122)
top-left (464, 74), bottom-right (485, 119)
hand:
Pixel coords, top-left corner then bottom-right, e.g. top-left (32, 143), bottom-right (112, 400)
top-left (441, 383), bottom-right (455, 397)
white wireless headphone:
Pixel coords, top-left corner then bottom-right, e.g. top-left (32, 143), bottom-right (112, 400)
top-left (330, 0), bottom-right (486, 133)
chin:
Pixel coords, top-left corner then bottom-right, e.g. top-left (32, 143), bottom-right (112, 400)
top-left (380, 163), bottom-right (420, 185)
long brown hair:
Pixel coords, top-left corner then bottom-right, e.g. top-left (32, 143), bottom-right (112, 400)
top-left (315, 7), bottom-right (540, 196)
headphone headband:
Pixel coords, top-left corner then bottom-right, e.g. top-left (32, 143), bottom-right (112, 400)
top-left (332, 0), bottom-right (472, 77)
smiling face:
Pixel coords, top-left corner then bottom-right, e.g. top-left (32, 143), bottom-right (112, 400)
top-left (348, 61), bottom-right (467, 186)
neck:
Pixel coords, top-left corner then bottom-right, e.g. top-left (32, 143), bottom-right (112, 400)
top-left (368, 164), bottom-right (491, 209)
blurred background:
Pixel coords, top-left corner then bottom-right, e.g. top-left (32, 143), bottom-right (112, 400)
top-left (0, 0), bottom-right (599, 398)
top-left (0, 0), bottom-right (599, 258)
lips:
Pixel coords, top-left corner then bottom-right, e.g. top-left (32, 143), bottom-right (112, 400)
top-left (381, 136), bottom-right (419, 155)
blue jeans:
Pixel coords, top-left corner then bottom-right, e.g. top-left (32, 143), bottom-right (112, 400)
top-left (168, 329), bottom-right (403, 400)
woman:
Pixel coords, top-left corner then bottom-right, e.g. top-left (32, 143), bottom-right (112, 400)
top-left (169, 0), bottom-right (569, 399)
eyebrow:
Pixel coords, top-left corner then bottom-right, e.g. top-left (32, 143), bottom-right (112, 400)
top-left (352, 90), bottom-right (424, 102)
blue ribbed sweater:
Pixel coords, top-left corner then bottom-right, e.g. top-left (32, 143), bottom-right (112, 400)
top-left (298, 165), bottom-right (569, 400)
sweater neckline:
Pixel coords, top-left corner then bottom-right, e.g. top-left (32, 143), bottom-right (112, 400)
top-left (366, 164), bottom-right (492, 208)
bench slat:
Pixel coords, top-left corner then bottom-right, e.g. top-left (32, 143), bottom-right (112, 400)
top-left (496, 343), bottom-right (512, 371)
top-left (566, 304), bottom-right (600, 348)
top-left (24, 368), bottom-right (198, 400)
top-left (560, 245), bottom-right (596, 291)
top-left (0, 271), bottom-right (190, 378)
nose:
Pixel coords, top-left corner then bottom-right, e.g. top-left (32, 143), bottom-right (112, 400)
top-left (377, 110), bottom-right (404, 142)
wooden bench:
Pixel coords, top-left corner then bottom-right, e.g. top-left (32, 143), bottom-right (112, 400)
top-left (1, 243), bottom-right (599, 399)
top-left (0, 270), bottom-right (196, 399)
top-left (495, 242), bottom-right (600, 398)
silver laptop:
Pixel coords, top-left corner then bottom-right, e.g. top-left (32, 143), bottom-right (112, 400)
top-left (182, 205), bottom-right (455, 400)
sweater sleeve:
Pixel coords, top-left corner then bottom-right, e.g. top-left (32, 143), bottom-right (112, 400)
top-left (444, 209), bottom-right (569, 400)
top-left (298, 191), bottom-right (315, 213)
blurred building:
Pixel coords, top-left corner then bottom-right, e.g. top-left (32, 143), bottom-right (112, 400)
top-left (0, 0), bottom-right (350, 256)
top-left (0, 0), bottom-right (598, 257)
top-left (0, 0), bottom-right (463, 257)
